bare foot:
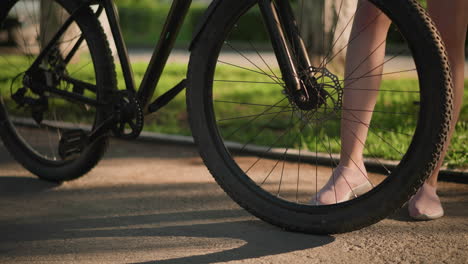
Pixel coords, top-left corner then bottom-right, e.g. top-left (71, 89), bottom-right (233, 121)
top-left (408, 183), bottom-right (444, 220)
top-left (311, 166), bottom-right (372, 205)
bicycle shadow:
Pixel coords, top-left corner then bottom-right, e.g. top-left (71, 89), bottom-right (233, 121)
top-left (0, 179), bottom-right (334, 263)
top-left (7, 215), bottom-right (333, 264)
top-left (0, 145), bottom-right (62, 193)
top-left (0, 176), bottom-right (60, 194)
top-left (132, 219), bottom-right (333, 264)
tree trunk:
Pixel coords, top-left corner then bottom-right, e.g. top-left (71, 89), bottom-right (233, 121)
top-left (40, 0), bottom-right (116, 60)
top-left (40, 0), bottom-right (64, 50)
top-left (40, 0), bottom-right (84, 62)
top-left (298, 0), bottom-right (358, 71)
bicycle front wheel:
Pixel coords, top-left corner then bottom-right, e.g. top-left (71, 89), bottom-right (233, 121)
top-left (0, 0), bottom-right (116, 181)
top-left (188, 0), bottom-right (453, 234)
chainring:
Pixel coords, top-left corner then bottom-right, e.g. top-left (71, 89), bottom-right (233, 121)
top-left (112, 91), bottom-right (144, 139)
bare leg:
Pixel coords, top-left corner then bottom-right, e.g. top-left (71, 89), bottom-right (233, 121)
top-left (338, 1), bottom-right (390, 172)
top-left (408, 0), bottom-right (467, 220)
top-left (315, 0), bottom-right (467, 206)
top-left (315, 1), bottom-right (391, 204)
top-left (425, 0), bottom-right (466, 186)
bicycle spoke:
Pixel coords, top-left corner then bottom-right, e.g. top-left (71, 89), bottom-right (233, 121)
top-left (217, 109), bottom-right (295, 122)
top-left (225, 42), bottom-right (285, 87)
top-left (343, 38), bottom-right (387, 81)
top-left (193, 0), bottom-right (440, 217)
top-left (43, 0), bottom-right (54, 50)
top-left (214, 80), bottom-right (284, 85)
top-left (277, 110), bottom-right (296, 196)
top-left (260, 157), bottom-right (282, 186)
top-left (341, 108), bottom-right (413, 116)
top-left (331, 136), bottom-right (373, 185)
top-left (14, 11), bottom-right (35, 64)
top-left (69, 61), bottom-right (93, 76)
top-left (317, 68), bottom-right (418, 87)
top-left (217, 60), bottom-right (283, 83)
top-left (345, 110), bottom-right (406, 157)
top-left (29, 0), bottom-right (41, 39)
top-left (315, 120), bottom-right (320, 204)
top-left (296, 132), bottom-right (302, 203)
top-left (316, 1), bottom-right (365, 69)
top-left (214, 99), bottom-right (293, 109)
top-left (336, 115), bottom-right (393, 175)
top-left (248, 40), bottom-right (282, 82)
top-left (0, 0), bottom-right (107, 166)
top-left (235, 108), bottom-right (296, 154)
top-left (345, 50), bottom-right (407, 88)
top-left (244, 114), bottom-right (307, 174)
top-left (323, 9), bottom-right (384, 68)
top-left (277, 151), bottom-right (287, 197)
top-left (341, 117), bottom-right (414, 137)
top-left (322, 135), bottom-right (358, 202)
top-left (220, 98), bottom-right (290, 140)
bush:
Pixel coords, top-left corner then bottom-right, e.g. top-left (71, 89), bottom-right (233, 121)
top-left (117, 3), bottom-right (268, 48)
top-left (117, 2), bottom-right (467, 50)
top-left (117, 4), bottom-right (203, 48)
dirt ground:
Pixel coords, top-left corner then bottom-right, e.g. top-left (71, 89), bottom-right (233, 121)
top-left (0, 139), bottom-right (467, 264)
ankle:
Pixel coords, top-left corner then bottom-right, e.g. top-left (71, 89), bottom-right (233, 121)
top-left (425, 178), bottom-right (438, 189)
top-left (337, 161), bottom-right (366, 174)
top-left (333, 165), bottom-right (368, 186)
top-left (420, 182), bottom-right (438, 195)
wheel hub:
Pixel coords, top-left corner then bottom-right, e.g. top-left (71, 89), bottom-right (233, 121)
top-left (293, 76), bottom-right (328, 111)
top-left (288, 66), bottom-right (343, 122)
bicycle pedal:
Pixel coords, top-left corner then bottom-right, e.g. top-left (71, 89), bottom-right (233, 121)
top-left (58, 129), bottom-right (89, 160)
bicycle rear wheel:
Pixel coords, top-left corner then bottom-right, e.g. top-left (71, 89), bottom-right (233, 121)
top-left (188, 0), bottom-right (453, 233)
top-left (0, 0), bottom-right (116, 181)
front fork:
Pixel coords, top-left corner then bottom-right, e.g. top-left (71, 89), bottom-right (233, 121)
top-left (258, 0), bottom-right (314, 98)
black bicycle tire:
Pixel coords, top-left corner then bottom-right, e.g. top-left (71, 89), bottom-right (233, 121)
top-left (187, 0), bottom-right (453, 234)
top-left (0, 0), bottom-right (117, 182)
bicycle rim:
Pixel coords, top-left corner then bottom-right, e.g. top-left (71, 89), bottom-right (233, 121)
top-left (188, 0), bottom-right (452, 233)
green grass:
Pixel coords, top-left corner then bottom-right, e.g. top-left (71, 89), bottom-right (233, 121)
top-left (0, 59), bottom-right (466, 169)
top-left (207, 68), bottom-right (467, 169)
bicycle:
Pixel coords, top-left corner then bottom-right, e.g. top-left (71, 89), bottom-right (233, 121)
top-left (0, 0), bottom-right (453, 234)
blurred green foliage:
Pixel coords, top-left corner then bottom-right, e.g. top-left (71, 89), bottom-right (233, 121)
top-left (117, 2), bottom-right (268, 48)
top-left (115, 0), bottom-right (449, 49)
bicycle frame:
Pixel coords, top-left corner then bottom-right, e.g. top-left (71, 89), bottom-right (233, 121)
top-left (26, 0), bottom-right (311, 131)
top-left (97, 0), bottom-right (191, 111)
top-left (95, 0), bottom-right (311, 114)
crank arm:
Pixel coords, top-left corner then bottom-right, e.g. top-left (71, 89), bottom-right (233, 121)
top-left (87, 114), bottom-right (118, 143)
top-left (58, 114), bottom-right (117, 160)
